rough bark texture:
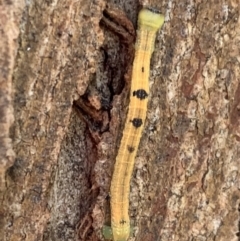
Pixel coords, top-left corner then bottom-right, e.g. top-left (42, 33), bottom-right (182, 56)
top-left (1, 0), bottom-right (240, 241)
top-left (0, 0), bottom-right (21, 191)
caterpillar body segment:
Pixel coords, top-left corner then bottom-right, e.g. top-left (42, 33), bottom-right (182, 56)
top-left (109, 8), bottom-right (164, 241)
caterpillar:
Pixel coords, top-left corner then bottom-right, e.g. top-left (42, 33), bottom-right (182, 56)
top-left (107, 8), bottom-right (164, 241)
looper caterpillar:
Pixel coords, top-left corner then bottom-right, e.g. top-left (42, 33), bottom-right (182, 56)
top-left (105, 8), bottom-right (164, 241)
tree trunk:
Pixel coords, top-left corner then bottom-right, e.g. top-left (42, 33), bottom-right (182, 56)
top-left (1, 0), bottom-right (240, 241)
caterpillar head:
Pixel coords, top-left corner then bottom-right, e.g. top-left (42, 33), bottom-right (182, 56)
top-left (138, 8), bottom-right (164, 31)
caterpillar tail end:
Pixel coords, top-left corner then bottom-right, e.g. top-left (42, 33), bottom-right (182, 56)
top-left (102, 225), bottom-right (133, 241)
top-left (102, 225), bottom-right (113, 240)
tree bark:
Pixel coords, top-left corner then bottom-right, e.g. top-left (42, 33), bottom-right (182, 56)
top-left (1, 0), bottom-right (240, 241)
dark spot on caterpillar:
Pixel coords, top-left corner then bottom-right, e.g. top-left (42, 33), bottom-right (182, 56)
top-left (133, 89), bottom-right (148, 100)
top-left (131, 118), bottom-right (143, 128)
top-left (142, 67), bottom-right (144, 72)
top-left (127, 145), bottom-right (135, 153)
top-left (120, 220), bottom-right (126, 225)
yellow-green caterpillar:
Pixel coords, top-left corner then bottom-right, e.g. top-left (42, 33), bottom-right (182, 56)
top-left (106, 8), bottom-right (164, 241)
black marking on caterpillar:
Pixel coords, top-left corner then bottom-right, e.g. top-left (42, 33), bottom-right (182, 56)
top-left (133, 89), bottom-right (148, 100)
top-left (120, 220), bottom-right (127, 225)
top-left (131, 118), bottom-right (143, 128)
top-left (127, 145), bottom-right (135, 153)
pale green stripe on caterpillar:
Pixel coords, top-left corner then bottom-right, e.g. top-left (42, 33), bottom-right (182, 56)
top-left (106, 8), bottom-right (164, 241)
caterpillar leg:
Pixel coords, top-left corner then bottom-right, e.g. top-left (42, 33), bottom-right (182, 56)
top-left (102, 225), bottom-right (133, 241)
top-left (102, 225), bottom-right (113, 240)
